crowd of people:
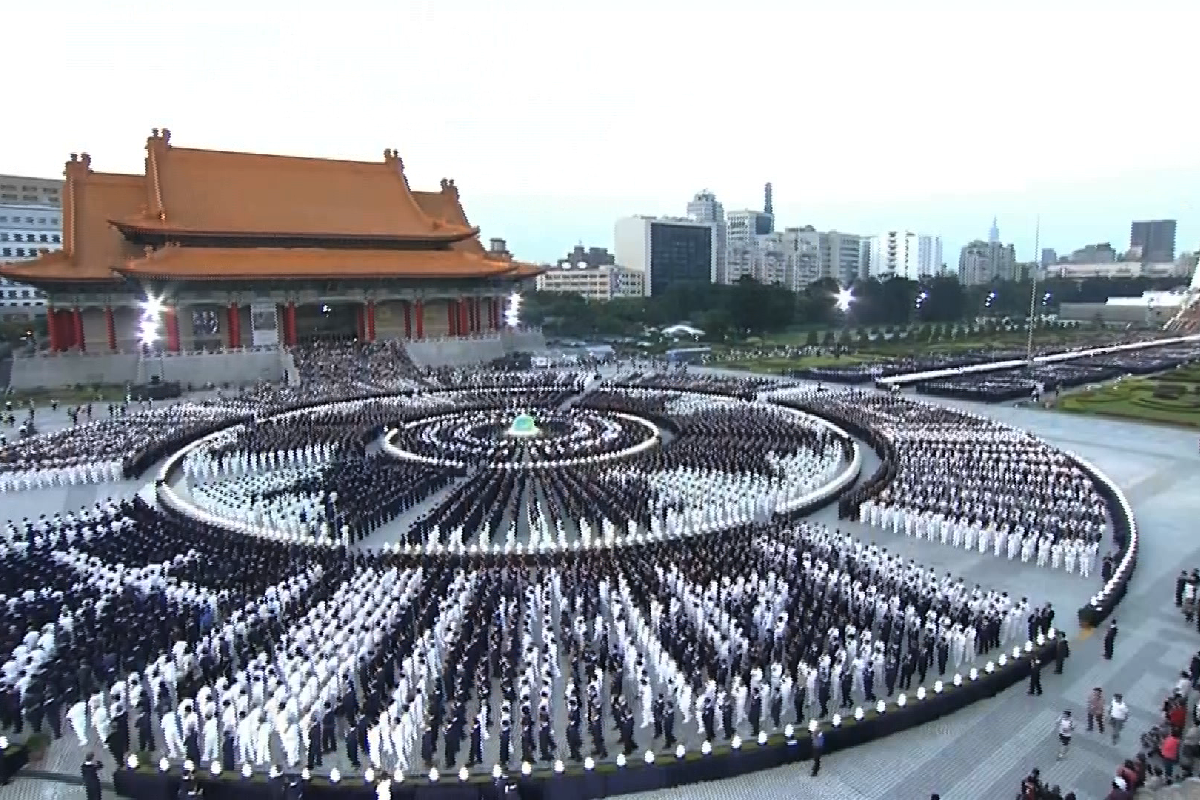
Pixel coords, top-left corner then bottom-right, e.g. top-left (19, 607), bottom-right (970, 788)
top-left (786, 390), bottom-right (1109, 580)
top-left (0, 347), bottom-right (1137, 797)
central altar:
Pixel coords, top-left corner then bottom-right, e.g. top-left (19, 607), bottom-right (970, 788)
top-left (505, 413), bottom-right (541, 438)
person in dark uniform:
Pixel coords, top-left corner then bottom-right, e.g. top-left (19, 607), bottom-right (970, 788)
top-left (1053, 633), bottom-right (1070, 674)
top-left (1103, 620), bottom-right (1119, 660)
top-left (82, 753), bottom-right (102, 800)
top-left (467, 717), bottom-right (484, 767)
top-left (345, 715), bottom-right (362, 769)
top-left (1028, 654), bottom-right (1044, 696)
top-left (663, 699), bottom-right (677, 748)
top-left (810, 729), bottom-right (824, 777)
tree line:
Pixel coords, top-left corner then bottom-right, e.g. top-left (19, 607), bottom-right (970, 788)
top-left (524, 275), bottom-right (1185, 340)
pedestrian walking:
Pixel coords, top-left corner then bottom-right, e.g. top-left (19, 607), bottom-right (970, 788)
top-left (1056, 710), bottom-right (1074, 760)
top-left (1086, 687), bottom-right (1105, 733)
top-left (1109, 693), bottom-right (1128, 745)
top-left (1103, 619), bottom-right (1118, 660)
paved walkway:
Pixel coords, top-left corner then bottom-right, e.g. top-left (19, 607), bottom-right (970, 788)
top-left (4, 398), bottom-right (1198, 799)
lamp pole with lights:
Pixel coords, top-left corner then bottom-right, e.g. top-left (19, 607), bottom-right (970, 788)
top-left (914, 289), bottom-right (930, 338)
top-left (138, 296), bottom-right (166, 384)
top-left (833, 286), bottom-right (855, 353)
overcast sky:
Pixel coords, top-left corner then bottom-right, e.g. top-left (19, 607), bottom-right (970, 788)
top-left (7, 0), bottom-right (1197, 267)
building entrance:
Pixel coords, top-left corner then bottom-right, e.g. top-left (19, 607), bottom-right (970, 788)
top-left (294, 302), bottom-right (358, 343)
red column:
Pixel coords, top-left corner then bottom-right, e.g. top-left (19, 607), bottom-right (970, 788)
top-left (228, 303), bottom-right (241, 348)
top-left (366, 300), bottom-right (376, 342)
top-left (472, 298), bottom-right (482, 333)
top-left (458, 299), bottom-right (469, 337)
top-left (47, 306), bottom-right (60, 352)
top-left (403, 301), bottom-right (412, 340)
top-left (164, 307), bottom-right (181, 353)
top-left (73, 308), bottom-right (86, 352)
top-left (284, 302), bottom-right (297, 346)
top-left (355, 305), bottom-right (366, 341)
top-left (414, 300), bottom-right (424, 340)
top-left (105, 306), bottom-right (117, 352)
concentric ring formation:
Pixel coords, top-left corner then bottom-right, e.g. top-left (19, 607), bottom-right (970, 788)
top-left (1, 371), bottom-right (1137, 788)
top-left (169, 385), bottom-right (857, 553)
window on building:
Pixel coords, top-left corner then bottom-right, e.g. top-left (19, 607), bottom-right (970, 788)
top-left (20, 290), bottom-right (29, 298)
top-left (25, 217), bottom-right (33, 223)
top-left (51, 234), bottom-right (60, 243)
top-left (14, 248), bottom-right (24, 257)
top-left (11, 234), bottom-right (21, 242)
top-left (1, 248), bottom-right (9, 257)
top-left (37, 218), bottom-right (46, 225)
top-left (39, 234), bottom-right (48, 242)
top-left (0, 234), bottom-right (7, 241)
top-left (22, 196), bottom-right (37, 203)
top-left (51, 217), bottom-right (59, 224)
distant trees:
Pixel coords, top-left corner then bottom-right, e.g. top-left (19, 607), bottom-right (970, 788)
top-left (522, 274), bottom-right (1182, 340)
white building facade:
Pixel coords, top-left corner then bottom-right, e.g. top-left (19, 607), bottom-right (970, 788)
top-left (0, 202), bottom-right (60, 319)
top-left (535, 263), bottom-right (645, 301)
top-left (865, 231), bottom-right (943, 280)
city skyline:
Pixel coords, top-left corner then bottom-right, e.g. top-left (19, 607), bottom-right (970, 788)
top-left (5, 0), bottom-right (1197, 268)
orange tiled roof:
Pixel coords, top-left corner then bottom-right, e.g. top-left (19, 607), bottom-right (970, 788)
top-left (0, 134), bottom-right (533, 285)
top-left (115, 245), bottom-right (536, 281)
top-left (111, 133), bottom-right (475, 242)
top-left (0, 170), bottom-right (145, 283)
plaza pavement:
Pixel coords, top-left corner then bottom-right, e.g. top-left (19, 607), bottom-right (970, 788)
top-left (3, 397), bottom-right (1199, 800)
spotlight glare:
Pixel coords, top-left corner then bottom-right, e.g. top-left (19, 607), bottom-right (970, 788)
top-left (504, 292), bottom-right (523, 328)
top-left (140, 296), bottom-right (164, 317)
top-left (834, 287), bottom-right (855, 312)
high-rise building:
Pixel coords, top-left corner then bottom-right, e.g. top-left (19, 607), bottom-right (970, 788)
top-left (559, 244), bottom-right (615, 269)
top-left (1130, 219), bottom-right (1177, 263)
top-left (0, 196), bottom-right (60, 319)
top-left (726, 209), bottom-right (774, 240)
top-left (614, 216), bottom-right (715, 296)
top-left (958, 239), bottom-right (1017, 285)
top-left (988, 216), bottom-right (1000, 244)
top-left (686, 191), bottom-right (727, 284)
top-left (1040, 248), bottom-right (1057, 267)
top-left (1069, 243), bottom-right (1118, 263)
top-left (865, 232), bottom-right (943, 280)
top-left (819, 231), bottom-right (866, 285)
top-left (0, 175), bottom-right (63, 207)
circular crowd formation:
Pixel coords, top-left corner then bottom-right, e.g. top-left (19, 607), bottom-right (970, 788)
top-left (0, 365), bottom-right (1128, 793)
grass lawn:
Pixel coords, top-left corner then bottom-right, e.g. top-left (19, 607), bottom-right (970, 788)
top-left (3, 385), bottom-right (129, 407)
top-left (1056, 364), bottom-right (1200, 428)
top-left (722, 354), bottom-right (873, 374)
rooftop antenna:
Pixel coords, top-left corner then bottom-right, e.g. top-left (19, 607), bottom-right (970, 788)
top-left (1026, 216), bottom-right (1040, 365)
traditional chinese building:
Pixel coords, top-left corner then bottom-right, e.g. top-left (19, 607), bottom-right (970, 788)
top-left (0, 129), bottom-right (539, 354)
